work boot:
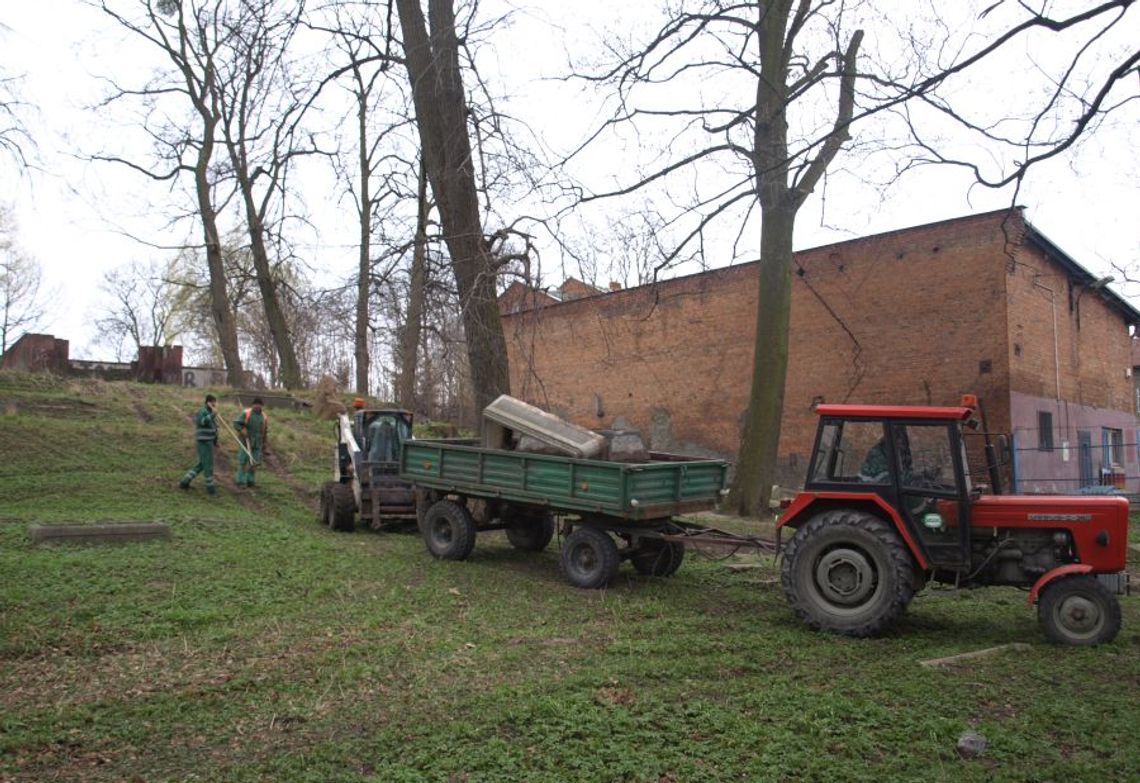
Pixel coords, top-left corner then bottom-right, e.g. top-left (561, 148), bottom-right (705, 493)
top-left (179, 479), bottom-right (190, 490)
top-left (206, 485), bottom-right (218, 496)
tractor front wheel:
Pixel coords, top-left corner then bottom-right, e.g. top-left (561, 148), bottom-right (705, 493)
top-left (560, 526), bottom-right (620, 589)
top-left (422, 499), bottom-right (477, 561)
top-left (781, 510), bottom-right (916, 637)
top-left (1038, 574), bottom-right (1121, 646)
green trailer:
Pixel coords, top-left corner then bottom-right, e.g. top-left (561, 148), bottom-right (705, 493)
top-left (398, 439), bottom-right (745, 588)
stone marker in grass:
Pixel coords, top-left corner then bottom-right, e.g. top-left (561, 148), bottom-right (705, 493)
top-left (28, 522), bottom-right (172, 545)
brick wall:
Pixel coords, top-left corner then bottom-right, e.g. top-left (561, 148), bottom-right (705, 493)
top-left (1004, 240), bottom-right (1131, 411)
top-left (0, 334), bottom-right (70, 373)
top-left (503, 210), bottom-right (1135, 486)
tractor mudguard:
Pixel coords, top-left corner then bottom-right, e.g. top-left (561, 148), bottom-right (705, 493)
top-left (1027, 563), bottom-right (1094, 606)
top-left (777, 491), bottom-right (929, 570)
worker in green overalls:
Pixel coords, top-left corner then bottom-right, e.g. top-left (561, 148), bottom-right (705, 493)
top-left (179, 394), bottom-right (219, 495)
top-left (233, 397), bottom-right (268, 487)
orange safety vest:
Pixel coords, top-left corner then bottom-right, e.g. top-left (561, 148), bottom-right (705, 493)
top-left (241, 408), bottom-right (269, 438)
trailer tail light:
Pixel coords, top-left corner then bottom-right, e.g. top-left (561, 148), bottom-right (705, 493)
top-left (960, 393), bottom-right (978, 408)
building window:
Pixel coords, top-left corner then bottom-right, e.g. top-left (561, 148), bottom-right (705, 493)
top-left (1102, 428), bottom-right (1124, 467)
top-left (1038, 411), bottom-right (1054, 451)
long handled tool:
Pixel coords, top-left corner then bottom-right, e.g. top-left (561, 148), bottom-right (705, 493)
top-left (215, 411), bottom-right (258, 465)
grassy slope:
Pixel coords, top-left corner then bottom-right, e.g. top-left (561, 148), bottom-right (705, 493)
top-left (0, 371), bottom-right (1137, 783)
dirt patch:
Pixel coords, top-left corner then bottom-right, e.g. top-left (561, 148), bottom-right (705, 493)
top-left (0, 397), bottom-right (97, 418)
top-left (131, 401), bottom-right (155, 423)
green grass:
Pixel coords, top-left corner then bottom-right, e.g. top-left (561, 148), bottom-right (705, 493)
top-left (1, 371), bottom-right (1138, 782)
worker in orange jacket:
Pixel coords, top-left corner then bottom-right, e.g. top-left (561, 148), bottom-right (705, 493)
top-left (233, 397), bottom-right (268, 487)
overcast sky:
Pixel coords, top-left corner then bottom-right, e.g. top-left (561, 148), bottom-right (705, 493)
top-left (4, 0), bottom-right (1138, 361)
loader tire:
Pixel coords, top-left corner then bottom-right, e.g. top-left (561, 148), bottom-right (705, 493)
top-left (781, 510), bottom-right (916, 637)
top-left (327, 482), bottom-right (356, 532)
top-left (423, 499), bottom-right (477, 561)
top-left (1038, 574), bottom-right (1121, 646)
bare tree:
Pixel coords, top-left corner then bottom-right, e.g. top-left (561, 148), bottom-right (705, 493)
top-left (93, 0), bottom-right (245, 386)
top-left (394, 0), bottom-right (510, 414)
top-left (93, 258), bottom-right (183, 360)
top-left (0, 25), bottom-right (35, 175)
top-left (578, 0), bottom-right (1138, 516)
top-left (579, 1), bottom-right (860, 515)
top-left (213, 0), bottom-right (316, 390)
top-left (866, 1), bottom-right (1139, 194)
top-left (396, 157), bottom-right (430, 409)
top-left (312, 0), bottom-right (415, 396)
top-left (0, 205), bottom-right (46, 353)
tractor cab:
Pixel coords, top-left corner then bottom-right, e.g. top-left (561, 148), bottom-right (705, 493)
top-left (801, 402), bottom-right (975, 570)
top-left (354, 409), bottom-right (413, 465)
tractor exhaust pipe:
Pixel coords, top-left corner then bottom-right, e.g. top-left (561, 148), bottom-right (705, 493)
top-left (976, 398), bottom-right (1003, 495)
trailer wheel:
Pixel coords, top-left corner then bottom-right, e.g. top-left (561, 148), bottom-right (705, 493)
top-left (630, 539), bottom-right (685, 577)
top-left (505, 512), bottom-right (556, 552)
top-left (781, 510), bottom-right (915, 637)
top-left (1038, 574), bottom-right (1121, 646)
top-left (423, 499), bottom-right (477, 561)
top-left (560, 526), bottom-right (620, 588)
top-left (327, 482), bottom-right (356, 532)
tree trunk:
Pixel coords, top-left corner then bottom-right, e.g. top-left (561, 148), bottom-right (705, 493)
top-left (728, 4), bottom-right (861, 516)
top-left (395, 0), bottom-right (510, 414)
top-left (193, 119), bottom-right (244, 388)
top-left (233, 175), bottom-right (303, 389)
top-left (730, 204), bottom-right (796, 516)
top-left (397, 157), bottom-right (429, 409)
top-left (354, 60), bottom-right (372, 395)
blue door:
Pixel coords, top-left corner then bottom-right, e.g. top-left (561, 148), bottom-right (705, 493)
top-left (1078, 431), bottom-right (1094, 488)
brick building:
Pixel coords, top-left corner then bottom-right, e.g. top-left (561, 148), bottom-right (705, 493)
top-left (501, 209), bottom-right (1140, 493)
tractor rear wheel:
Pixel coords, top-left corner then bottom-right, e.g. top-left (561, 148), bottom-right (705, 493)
top-left (422, 499), bottom-right (477, 561)
top-left (1038, 574), bottom-right (1121, 646)
top-left (630, 538), bottom-right (685, 577)
top-left (781, 510), bottom-right (916, 637)
top-left (504, 511), bottom-right (556, 552)
top-left (560, 526), bottom-right (620, 588)
top-left (327, 482), bottom-right (356, 532)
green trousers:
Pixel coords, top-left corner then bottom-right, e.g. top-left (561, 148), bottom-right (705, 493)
top-left (236, 444), bottom-right (263, 487)
top-left (181, 440), bottom-right (217, 494)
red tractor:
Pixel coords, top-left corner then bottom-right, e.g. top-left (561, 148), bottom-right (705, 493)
top-left (777, 397), bottom-right (1130, 645)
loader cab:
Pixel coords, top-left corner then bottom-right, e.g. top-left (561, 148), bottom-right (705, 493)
top-left (803, 403), bottom-right (975, 570)
top-left (354, 409), bottom-right (413, 465)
